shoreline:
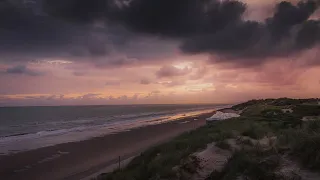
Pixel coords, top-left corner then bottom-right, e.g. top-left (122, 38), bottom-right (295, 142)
top-left (0, 112), bottom-right (214, 180)
top-left (0, 108), bottom-right (218, 155)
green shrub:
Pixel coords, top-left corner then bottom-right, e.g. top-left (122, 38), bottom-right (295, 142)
top-left (241, 125), bottom-right (266, 139)
top-left (241, 138), bottom-right (254, 146)
top-left (277, 128), bottom-right (320, 170)
top-left (261, 108), bottom-right (284, 118)
top-left (291, 133), bottom-right (320, 169)
top-left (293, 105), bottom-right (320, 117)
top-left (213, 131), bottom-right (234, 142)
top-left (216, 140), bottom-right (231, 150)
top-left (206, 150), bottom-right (281, 180)
top-left (305, 120), bottom-right (320, 133)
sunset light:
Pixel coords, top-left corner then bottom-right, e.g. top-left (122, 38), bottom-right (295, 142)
top-left (0, 0), bottom-right (319, 179)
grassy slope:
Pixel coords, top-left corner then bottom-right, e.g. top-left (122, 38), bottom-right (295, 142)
top-left (98, 98), bottom-right (320, 180)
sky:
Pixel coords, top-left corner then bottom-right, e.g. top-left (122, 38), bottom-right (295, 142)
top-left (0, 0), bottom-right (319, 106)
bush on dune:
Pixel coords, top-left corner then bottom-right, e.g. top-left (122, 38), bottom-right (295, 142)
top-left (241, 124), bottom-right (269, 139)
top-left (206, 149), bottom-right (281, 180)
top-left (278, 122), bottom-right (320, 170)
top-left (293, 105), bottom-right (320, 117)
top-left (232, 99), bottom-right (266, 110)
top-left (305, 120), bottom-right (320, 133)
top-left (216, 140), bottom-right (231, 150)
top-left (291, 134), bottom-right (320, 169)
top-left (232, 98), bottom-right (318, 111)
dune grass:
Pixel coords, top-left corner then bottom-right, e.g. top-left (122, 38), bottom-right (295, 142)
top-left (215, 140), bottom-right (231, 150)
top-left (97, 119), bottom-right (254, 180)
top-left (206, 149), bottom-right (282, 180)
top-left (277, 120), bottom-right (320, 170)
top-left (98, 98), bottom-right (320, 180)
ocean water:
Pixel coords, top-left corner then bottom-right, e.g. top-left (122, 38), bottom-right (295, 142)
top-left (0, 104), bottom-right (225, 154)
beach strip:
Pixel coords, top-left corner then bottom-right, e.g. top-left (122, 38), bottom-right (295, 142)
top-left (0, 112), bottom-right (214, 180)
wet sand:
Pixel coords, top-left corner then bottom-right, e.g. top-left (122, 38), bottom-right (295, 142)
top-left (0, 112), bottom-right (213, 180)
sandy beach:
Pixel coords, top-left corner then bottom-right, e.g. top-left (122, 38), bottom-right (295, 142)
top-left (0, 112), bottom-right (213, 180)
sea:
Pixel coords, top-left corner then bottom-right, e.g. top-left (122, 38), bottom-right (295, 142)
top-left (0, 104), bottom-right (226, 155)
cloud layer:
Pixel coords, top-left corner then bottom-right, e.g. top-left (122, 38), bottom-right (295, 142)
top-left (4, 65), bottom-right (44, 76)
top-left (0, 0), bottom-right (319, 106)
top-left (1, 0), bottom-right (319, 67)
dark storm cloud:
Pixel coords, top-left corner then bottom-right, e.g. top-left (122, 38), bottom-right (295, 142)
top-left (295, 20), bottom-right (320, 49)
top-left (181, 21), bottom-right (264, 56)
top-left (42, 0), bottom-right (112, 23)
top-left (181, 0), bottom-right (320, 64)
top-left (268, 1), bottom-right (318, 37)
top-left (0, 0), bottom-right (74, 54)
top-left (1, 0), bottom-right (320, 67)
top-left (43, 0), bottom-right (247, 37)
top-left (5, 65), bottom-right (44, 76)
top-left (115, 0), bottom-right (246, 37)
top-left (0, 0), bottom-right (135, 62)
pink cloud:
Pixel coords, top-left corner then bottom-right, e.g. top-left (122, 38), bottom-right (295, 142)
top-left (156, 65), bottom-right (192, 78)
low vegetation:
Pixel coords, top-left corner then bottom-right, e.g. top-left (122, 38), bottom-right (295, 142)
top-left (206, 149), bottom-right (282, 180)
top-left (215, 140), bottom-right (231, 150)
top-left (97, 98), bottom-right (320, 180)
